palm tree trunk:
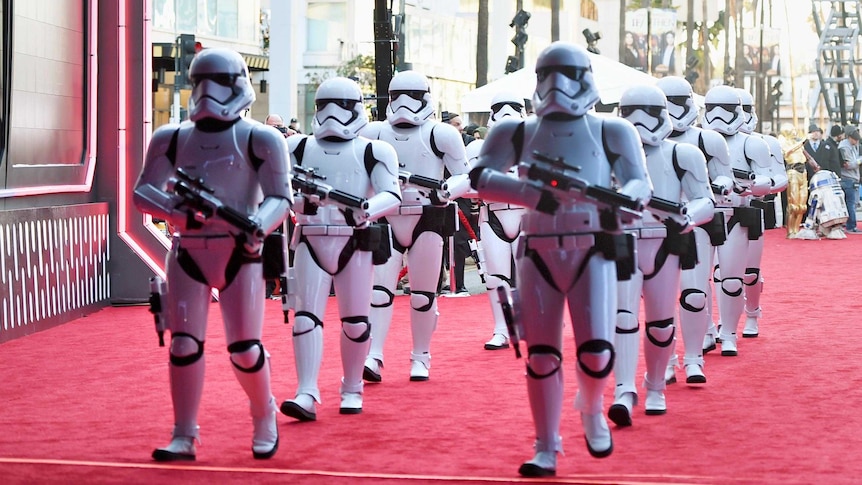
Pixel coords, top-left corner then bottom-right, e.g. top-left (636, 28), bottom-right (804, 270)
top-left (476, 0), bottom-right (488, 87)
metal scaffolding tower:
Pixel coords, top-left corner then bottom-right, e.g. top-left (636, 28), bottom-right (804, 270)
top-left (812, 0), bottom-right (862, 125)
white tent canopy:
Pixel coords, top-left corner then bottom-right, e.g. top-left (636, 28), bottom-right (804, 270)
top-left (461, 52), bottom-right (674, 114)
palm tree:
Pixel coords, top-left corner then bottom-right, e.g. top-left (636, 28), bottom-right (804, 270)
top-left (476, 0), bottom-right (488, 87)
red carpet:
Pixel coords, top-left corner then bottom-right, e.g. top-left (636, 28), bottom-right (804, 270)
top-left (1, 228), bottom-right (861, 484)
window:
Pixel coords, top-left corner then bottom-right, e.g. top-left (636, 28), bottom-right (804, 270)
top-left (307, 2), bottom-right (346, 53)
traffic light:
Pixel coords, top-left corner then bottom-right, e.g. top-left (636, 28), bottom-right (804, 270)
top-left (176, 34), bottom-right (197, 88)
top-left (505, 55), bottom-right (520, 74)
top-left (582, 29), bottom-right (601, 55)
top-left (509, 9), bottom-right (530, 68)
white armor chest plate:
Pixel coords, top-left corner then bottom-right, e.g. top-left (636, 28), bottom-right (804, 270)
top-left (378, 122), bottom-right (444, 207)
top-left (725, 133), bottom-right (752, 206)
top-left (296, 138), bottom-right (371, 226)
top-left (725, 133), bottom-right (750, 173)
top-left (378, 122), bottom-right (442, 179)
top-left (175, 122), bottom-right (262, 219)
top-left (520, 117), bottom-right (611, 234)
top-left (645, 143), bottom-right (682, 201)
top-left (642, 143), bottom-right (682, 227)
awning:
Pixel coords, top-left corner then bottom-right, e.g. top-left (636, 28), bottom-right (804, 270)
top-left (151, 43), bottom-right (269, 72)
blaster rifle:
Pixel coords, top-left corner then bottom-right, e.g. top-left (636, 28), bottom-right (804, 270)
top-left (170, 168), bottom-right (264, 237)
top-left (647, 196), bottom-right (687, 216)
top-left (292, 166), bottom-right (369, 212)
top-left (520, 151), bottom-right (645, 215)
top-left (732, 168), bottom-right (756, 181)
top-left (711, 183), bottom-right (731, 196)
top-left (148, 276), bottom-right (167, 347)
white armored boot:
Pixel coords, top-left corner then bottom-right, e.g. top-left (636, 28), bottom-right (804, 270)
top-left (743, 306), bottom-right (761, 338)
top-left (281, 323), bottom-right (323, 421)
top-left (518, 436), bottom-right (562, 477)
top-left (340, 320), bottom-right (371, 414)
top-left (575, 349), bottom-right (613, 457)
top-left (229, 343), bottom-right (279, 458)
top-left (484, 282), bottom-right (511, 350)
top-left (409, 293), bottom-right (438, 381)
top-left (683, 355), bottom-right (706, 384)
top-left (152, 423), bottom-right (200, 462)
top-left (365, 277), bottom-right (398, 382)
top-left (609, 310), bottom-right (639, 427)
top-left (251, 396), bottom-right (279, 459)
top-left (153, 345), bottom-right (205, 462)
top-left (520, 351), bottom-right (564, 477)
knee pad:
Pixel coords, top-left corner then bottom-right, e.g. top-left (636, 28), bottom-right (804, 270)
top-left (371, 284), bottom-right (394, 308)
top-left (712, 264), bottom-right (721, 283)
top-left (743, 267), bottom-right (761, 286)
top-left (679, 288), bottom-right (707, 313)
top-left (525, 345), bottom-right (562, 379)
top-left (342, 316), bottom-right (371, 342)
top-left (615, 309), bottom-right (638, 333)
top-left (169, 332), bottom-right (204, 367)
top-left (720, 277), bottom-right (744, 297)
top-left (645, 318), bottom-right (675, 347)
top-left (293, 311), bottom-right (323, 336)
top-left (410, 290), bottom-right (436, 312)
top-left (576, 340), bottom-right (614, 379)
top-left (227, 339), bottom-right (266, 373)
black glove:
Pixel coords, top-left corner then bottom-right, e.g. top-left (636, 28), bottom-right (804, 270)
top-left (535, 190), bottom-right (560, 214)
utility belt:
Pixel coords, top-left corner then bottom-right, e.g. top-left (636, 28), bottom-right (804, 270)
top-left (176, 234), bottom-right (234, 250)
top-left (297, 223), bottom-right (390, 264)
top-left (750, 194), bottom-right (776, 229)
top-left (624, 226), bottom-right (667, 239)
top-left (484, 201), bottom-right (522, 212)
top-left (299, 225), bottom-right (358, 237)
top-left (729, 206), bottom-right (764, 240)
top-left (524, 231), bottom-right (636, 281)
top-left (389, 203), bottom-right (456, 238)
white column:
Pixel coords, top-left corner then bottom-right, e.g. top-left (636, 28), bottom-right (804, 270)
top-left (269, 1), bottom-right (303, 121)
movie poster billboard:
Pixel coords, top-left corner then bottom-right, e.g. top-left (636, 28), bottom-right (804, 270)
top-left (623, 8), bottom-right (678, 76)
top-left (742, 27), bottom-right (781, 76)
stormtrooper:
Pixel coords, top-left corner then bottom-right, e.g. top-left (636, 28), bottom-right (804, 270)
top-left (656, 76), bottom-right (734, 384)
top-left (464, 91), bottom-right (528, 350)
top-left (359, 70), bottom-right (472, 382)
top-left (470, 42), bottom-right (652, 477)
top-left (279, 77), bottom-right (402, 421)
top-left (735, 88), bottom-right (788, 338)
top-left (133, 48), bottom-right (291, 461)
top-left (609, 85), bottom-right (715, 427)
top-left (701, 85), bottom-right (774, 357)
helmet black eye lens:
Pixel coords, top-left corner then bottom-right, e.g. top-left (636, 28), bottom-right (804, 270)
top-left (491, 101), bottom-right (523, 113)
top-left (620, 105), bottom-right (664, 117)
top-left (316, 99), bottom-right (358, 111)
top-left (390, 90), bottom-right (426, 101)
top-left (667, 96), bottom-right (689, 106)
top-left (742, 105), bottom-right (753, 113)
top-left (706, 103), bottom-right (738, 112)
top-left (536, 66), bottom-right (589, 82)
top-left (191, 73), bottom-right (239, 87)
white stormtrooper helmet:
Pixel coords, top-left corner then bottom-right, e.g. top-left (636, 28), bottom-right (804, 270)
top-left (702, 85), bottom-right (744, 135)
top-left (386, 70), bottom-right (435, 126)
top-left (488, 91), bottom-right (525, 128)
top-left (532, 42), bottom-right (600, 118)
top-left (619, 85), bottom-right (673, 146)
top-left (736, 88), bottom-right (758, 134)
top-left (655, 76), bottom-right (698, 132)
top-left (312, 77), bottom-right (368, 140)
top-left (187, 48), bottom-right (255, 122)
